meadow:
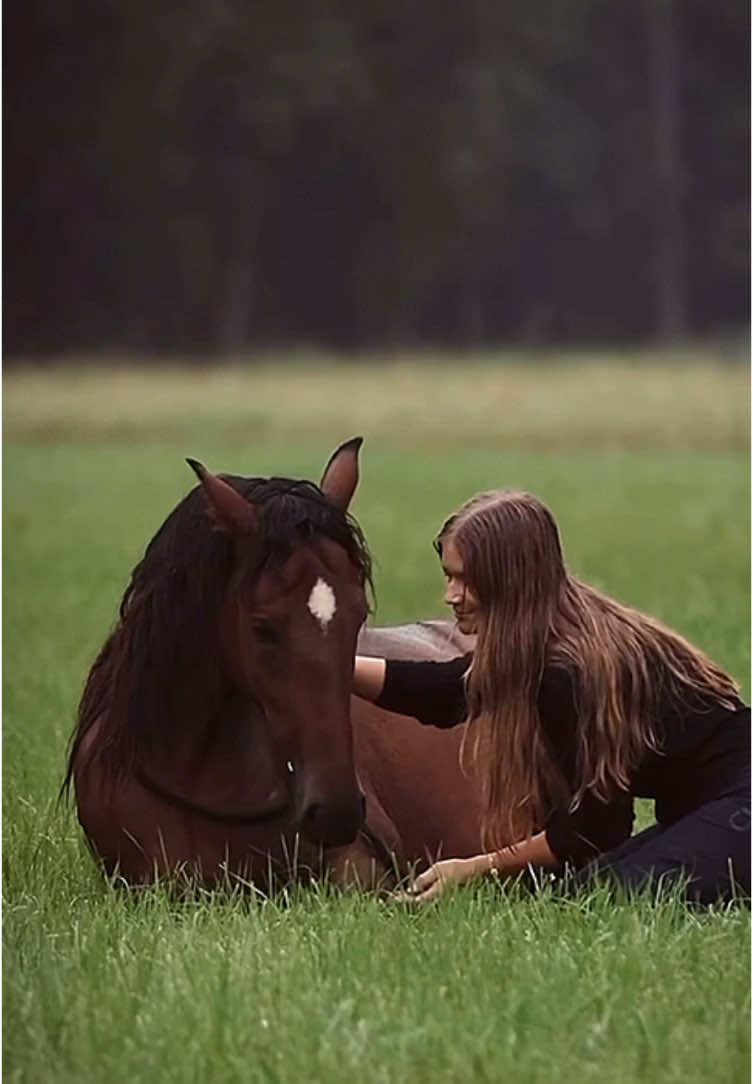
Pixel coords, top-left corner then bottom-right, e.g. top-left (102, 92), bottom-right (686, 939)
top-left (3, 350), bottom-right (750, 1083)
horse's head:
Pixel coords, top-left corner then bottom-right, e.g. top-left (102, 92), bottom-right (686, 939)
top-left (188, 439), bottom-right (370, 848)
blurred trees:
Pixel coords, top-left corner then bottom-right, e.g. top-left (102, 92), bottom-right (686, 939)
top-left (4, 0), bottom-right (749, 356)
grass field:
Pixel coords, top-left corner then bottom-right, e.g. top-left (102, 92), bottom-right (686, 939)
top-left (3, 351), bottom-right (750, 1083)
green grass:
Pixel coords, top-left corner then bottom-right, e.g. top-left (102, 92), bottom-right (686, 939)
top-left (3, 355), bottom-right (750, 1083)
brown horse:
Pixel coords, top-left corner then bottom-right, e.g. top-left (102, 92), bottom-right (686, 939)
top-left (64, 439), bottom-right (481, 890)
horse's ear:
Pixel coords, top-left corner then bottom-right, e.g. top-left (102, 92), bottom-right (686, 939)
top-left (186, 459), bottom-right (258, 532)
top-left (320, 437), bottom-right (363, 513)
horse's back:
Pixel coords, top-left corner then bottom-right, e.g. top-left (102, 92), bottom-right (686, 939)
top-left (358, 619), bottom-right (474, 661)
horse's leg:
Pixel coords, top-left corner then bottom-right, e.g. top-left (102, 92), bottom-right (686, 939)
top-left (325, 788), bottom-right (404, 891)
top-left (325, 841), bottom-right (393, 891)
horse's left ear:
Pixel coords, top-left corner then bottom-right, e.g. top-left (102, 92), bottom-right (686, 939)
top-left (186, 458), bottom-right (258, 532)
top-left (320, 437), bottom-right (363, 513)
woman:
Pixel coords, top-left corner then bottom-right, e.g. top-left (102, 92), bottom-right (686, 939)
top-left (353, 490), bottom-right (750, 903)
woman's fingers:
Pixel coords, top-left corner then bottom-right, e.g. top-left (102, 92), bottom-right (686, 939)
top-left (411, 878), bottom-right (444, 902)
top-left (390, 866), bottom-right (440, 904)
top-left (390, 863), bottom-right (447, 903)
top-left (410, 866), bottom-right (439, 894)
top-left (391, 881), bottom-right (442, 904)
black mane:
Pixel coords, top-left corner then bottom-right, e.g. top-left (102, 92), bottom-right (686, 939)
top-left (62, 475), bottom-right (372, 793)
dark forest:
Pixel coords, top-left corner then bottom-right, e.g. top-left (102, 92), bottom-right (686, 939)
top-left (4, 1), bottom-right (749, 356)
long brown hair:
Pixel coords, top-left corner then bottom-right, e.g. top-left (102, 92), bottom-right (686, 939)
top-left (435, 490), bottom-right (741, 851)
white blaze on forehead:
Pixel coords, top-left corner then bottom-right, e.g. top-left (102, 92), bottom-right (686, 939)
top-left (307, 578), bottom-right (336, 631)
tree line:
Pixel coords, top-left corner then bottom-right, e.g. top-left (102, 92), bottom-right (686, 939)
top-left (4, 0), bottom-right (748, 356)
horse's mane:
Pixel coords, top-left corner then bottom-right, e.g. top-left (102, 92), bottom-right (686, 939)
top-left (62, 475), bottom-right (372, 794)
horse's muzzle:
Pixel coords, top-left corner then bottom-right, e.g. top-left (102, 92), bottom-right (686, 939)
top-left (300, 791), bottom-right (365, 847)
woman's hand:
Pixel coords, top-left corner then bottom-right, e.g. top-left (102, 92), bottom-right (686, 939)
top-left (396, 854), bottom-right (492, 903)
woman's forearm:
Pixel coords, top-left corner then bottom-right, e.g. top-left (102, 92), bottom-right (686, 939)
top-left (353, 655), bottom-right (387, 702)
top-left (486, 831), bottom-right (560, 875)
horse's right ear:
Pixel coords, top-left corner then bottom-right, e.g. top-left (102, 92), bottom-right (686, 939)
top-left (320, 437), bottom-right (363, 513)
top-left (186, 459), bottom-right (258, 532)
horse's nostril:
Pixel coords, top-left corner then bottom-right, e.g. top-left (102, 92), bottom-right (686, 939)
top-left (360, 792), bottom-right (366, 818)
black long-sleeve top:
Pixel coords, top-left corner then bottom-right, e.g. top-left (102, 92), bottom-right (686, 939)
top-left (375, 656), bottom-right (751, 868)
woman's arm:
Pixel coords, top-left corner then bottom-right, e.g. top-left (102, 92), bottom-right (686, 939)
top-left (353, 655), bottom-right (387, 702)
top-left (489, 831), bottom-right (560, 874)
top-left (403, 831), bottom-right (560, 902)
top-left (404, 798), bottom-right (637, 903)
top-left (355, 654), bottom-right (471, 728)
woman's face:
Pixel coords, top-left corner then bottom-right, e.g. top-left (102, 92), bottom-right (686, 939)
top-left (440, 537), bottom-right (479, 635)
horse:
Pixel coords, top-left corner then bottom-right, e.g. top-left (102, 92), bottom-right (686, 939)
top-left (64, 438), bottom-right (482, 890)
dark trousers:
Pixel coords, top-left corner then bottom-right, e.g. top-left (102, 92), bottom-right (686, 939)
top-left (569, 787), bottom-right (751, 904)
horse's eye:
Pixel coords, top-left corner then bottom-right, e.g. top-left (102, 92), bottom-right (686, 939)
top-left (251, 621), bottom-right (278, 646)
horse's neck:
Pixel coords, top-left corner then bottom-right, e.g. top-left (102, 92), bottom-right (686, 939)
top-left (144, 665), bottom-right (226, 770)
top-left (146, 677), bottom-right (258, 777)
top-left (140, 688), bottom-right (288, 819)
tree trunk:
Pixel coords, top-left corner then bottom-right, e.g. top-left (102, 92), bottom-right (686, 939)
top-left (646, 0), bottom-right (688, 339)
